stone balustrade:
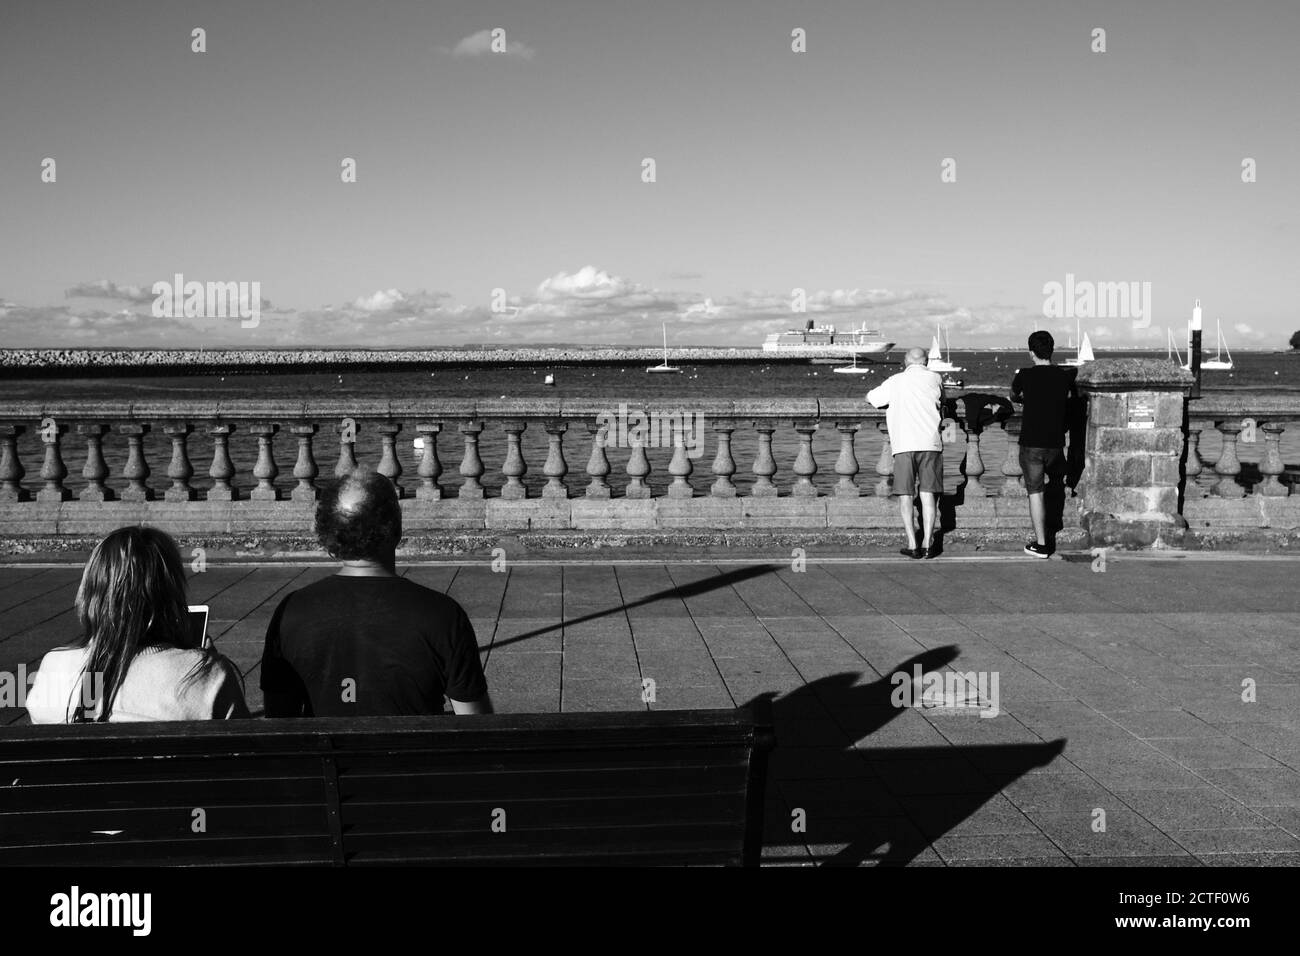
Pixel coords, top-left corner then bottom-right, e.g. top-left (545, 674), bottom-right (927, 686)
top-left (1181, 393), bottom-right (1300, 544)
top-left (0, 396), bottom-right (1043, 543)
top-left (3, 378), bottom-right (1291, 551)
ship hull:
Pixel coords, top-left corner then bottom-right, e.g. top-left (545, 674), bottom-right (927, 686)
top-left (761, 342), bottom-right (894, 355)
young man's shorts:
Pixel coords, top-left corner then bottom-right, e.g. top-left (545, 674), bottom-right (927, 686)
top-left (1019, 446), bottom-right (1064, 494)
top-left (893, 450), bottom-right (944, 496)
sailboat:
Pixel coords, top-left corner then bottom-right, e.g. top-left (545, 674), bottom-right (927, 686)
top-left (1167, 327), bottom-right (1185, 368)
top-left (926, 323), bottom-right (964, 372)
top-left (832, 351), bottom-right (872, 374)
top-left (646, 322), bottom-right (682, 374)
top-left (1063, 320), bottom-right (1094, 366)
top-left (1200, 320), bottom-right (1234, 370)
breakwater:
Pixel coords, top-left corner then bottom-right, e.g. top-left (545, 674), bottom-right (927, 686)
top-left (0, 347), bottom-right (847, 375)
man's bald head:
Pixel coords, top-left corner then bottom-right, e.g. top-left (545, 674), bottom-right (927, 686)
top-left (316, 469), bottom-right (402, 561)
top-left (903, 347), bottom-right (929, 367)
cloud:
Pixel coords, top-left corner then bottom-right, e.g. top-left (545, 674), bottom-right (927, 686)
top-left (65, 279), bottom-right (155, 303)
top-left (9, 267), bottom-right (1232, 348)
top-left (1233, 322), bottom-right (1253, 337)
top-left (444, 29), bottom-right (535, 60)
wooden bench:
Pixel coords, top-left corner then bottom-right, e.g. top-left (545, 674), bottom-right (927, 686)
top-left (0, 706), bottom-right (774, 866)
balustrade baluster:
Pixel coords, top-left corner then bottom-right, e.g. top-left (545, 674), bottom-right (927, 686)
top-left (78, 423), bottom-right (114, 501)
top-left (1258, 422), bottom-right (1289, 497)
top-left (1000, 419), bottom-right (1026, 497)
top-left (38, 420), bottom-right (70, 502)
top-left (249, 423), bottom-right (280, 501)
top-left (207, 423), bottom-right (237, 501)
top-left (542, 421), bottom-right (569, 499)
top-left (710, 421), bottom-right (737, 497)
top-left (377, 422), bottom-right (404, 497)
top-left (291, 424), bottom-right (319, 502)
top-left (791, 421), bottom-right (819, 496)
top-left (961, 421), bottom-right (987, 496)
top-left (119, 424), bottom-right (152, 502)
top-left (335, 420), bottom-right (359, 477)
top-left (163, 423), bottom-right (195, 502)
top-left (874, 422), bottom-right (893, 497)
top-left (501, 421), bottom-right (528, 499)
top-left (0, 425), bottom-right (25, 502)
top-left (1212, 420), bottom-right (1246, 498)
top-left (625, 434), bottom-right (651, 499)
top-left (585, 423), bottom-right (612, 499)
top-left (751, 423), bottom-right (778, 497)
top-left (458, 422), bottom-right (485, 498)
top-left (667, 417), bottom-right (694, 498)
top-left (416, 424), bottom-right (443, 500)
top-left (834, 421), bottom-right (860, 497)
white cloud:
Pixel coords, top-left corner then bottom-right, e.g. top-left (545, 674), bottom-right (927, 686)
top-left (446, 29), bottom-right (536, 60)
top-left (65, 279), bottom-right (155, 303)
top-left (536, 266), bottom-right (632, 300)
top-left (1233, 322), bottom-right (1253, 336)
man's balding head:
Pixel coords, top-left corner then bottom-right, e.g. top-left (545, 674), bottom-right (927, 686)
top-left (904, 347), bottom-right (929, 368)
top-left (316, 469), bottom-right (402, 562)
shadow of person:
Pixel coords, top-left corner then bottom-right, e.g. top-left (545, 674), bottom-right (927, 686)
top-left (1064, 388), bottom-right (1087, 493)
top-left (739, 646), bottom-right (1067, 867)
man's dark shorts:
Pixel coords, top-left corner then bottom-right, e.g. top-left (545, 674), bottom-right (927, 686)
top-left (893, 450), bottom-right (943, 496)
top-left (1019, 446), bottom-right (1063, 494)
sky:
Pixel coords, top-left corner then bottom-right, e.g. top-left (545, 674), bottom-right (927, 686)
top-left (1, 0), bottom-right (1297, 349)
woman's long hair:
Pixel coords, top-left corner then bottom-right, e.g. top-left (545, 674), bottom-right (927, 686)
top-left (66, 526), bottom-right (210, 721)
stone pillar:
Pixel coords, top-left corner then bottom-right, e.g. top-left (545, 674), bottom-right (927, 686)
top-left (1077, 359), bottom-right (1193, 548)
top-left (1258, 423), bottom-right (1289, 497)
top-left (416, 424), bottom-right (444, 500)
top-left (873, 422), bottom-right (893, 498)
top-left (999, 419), bottom-right (1026, 497)
top-left (584, 422), bottom-right (612, 499)
top-left (500, 421), bottom-right (528, 500)
top-left (791, 420), bottom-right (818, 497)
top-left (542, 421), bottom-right (569, 499)
top-left (750, 423), bottom-right (778, 497)
top-left (291, 423), bottom-right (320, 503)
top-left (376, 422), bottom-right (404, 498)
top-left (163, 423), bottom-right (195, 503)
top-left (710, 421), bottom-right (737, 497)
top-left (37, 420), bottom-right (71, 502)
top-left (78, 423), bottom-right (114, 502)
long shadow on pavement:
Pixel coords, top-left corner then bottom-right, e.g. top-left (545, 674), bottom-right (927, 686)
top-left (487, 564), bottom-right (778, 652)
top-left (740, 646), bottom-right (1067, 866)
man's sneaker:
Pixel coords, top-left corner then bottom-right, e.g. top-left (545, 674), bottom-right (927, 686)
top-left (1024, 542), bottom-right (1050, 559)
top-left (900, 546), bottom-right (923, 559)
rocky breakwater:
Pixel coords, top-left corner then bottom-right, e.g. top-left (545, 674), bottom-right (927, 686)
top-left (0, 346), bottom-right (807, 372)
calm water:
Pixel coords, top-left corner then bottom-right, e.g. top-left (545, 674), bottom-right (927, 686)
top-left (4, 351), bottom-right (1296, 497)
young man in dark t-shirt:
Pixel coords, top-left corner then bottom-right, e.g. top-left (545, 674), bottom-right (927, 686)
top-left (1010, 331), bottom-right (1077, 558)
top-left (261, 470), bottom-right (491, 717)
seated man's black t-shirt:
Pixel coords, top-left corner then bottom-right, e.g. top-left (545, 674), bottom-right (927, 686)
top-left (1011, 364), bottom-right (1078, 449)
top-left (261, 575), bottom-right (487, 717)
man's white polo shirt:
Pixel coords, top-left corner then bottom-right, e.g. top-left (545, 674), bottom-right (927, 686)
top-left (866, 364), bottom-right (943, 454)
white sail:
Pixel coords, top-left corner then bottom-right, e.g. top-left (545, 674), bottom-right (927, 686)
top-left (929, 334), bottom-right (942, 360)
top-left (1077, 332), bottom-right (1094, 363)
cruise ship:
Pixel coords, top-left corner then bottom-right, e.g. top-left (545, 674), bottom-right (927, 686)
top-left (762, 319), bottom-right (894, 355)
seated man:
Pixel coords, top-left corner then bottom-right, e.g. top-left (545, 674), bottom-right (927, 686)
top-left (261, 469), bottom-right (491, 717)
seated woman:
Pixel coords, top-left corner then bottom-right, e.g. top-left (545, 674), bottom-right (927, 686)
top-left (28, 526), bottom-right (249, 723)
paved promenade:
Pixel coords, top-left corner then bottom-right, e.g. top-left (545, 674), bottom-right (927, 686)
top-left (2, 553), bottom-right (1298, 866)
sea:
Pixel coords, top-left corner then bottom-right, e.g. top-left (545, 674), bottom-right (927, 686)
top-left (3, 350), bottom-right (1296, 498)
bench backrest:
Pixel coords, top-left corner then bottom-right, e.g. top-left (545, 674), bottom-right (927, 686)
top-left (0, 707), bottom-right (773, 866)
